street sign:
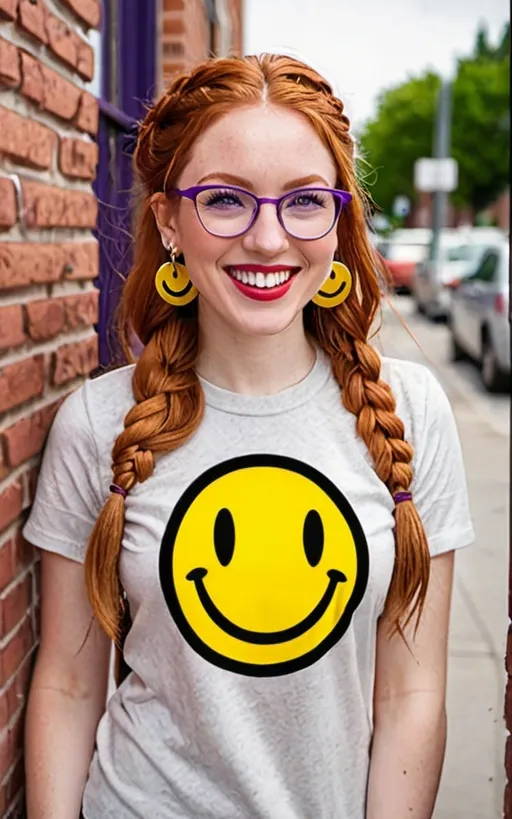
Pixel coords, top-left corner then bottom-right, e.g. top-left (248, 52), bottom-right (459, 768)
top-left (414, 157), bottom-right (458, 193)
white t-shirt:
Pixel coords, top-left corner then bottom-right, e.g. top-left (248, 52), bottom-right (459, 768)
top-left (23, 349), bottom-right (474, 819)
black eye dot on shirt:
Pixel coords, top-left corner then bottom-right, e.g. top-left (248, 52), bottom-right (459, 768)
top-left (303, 510), bottom-right (324, 567)
top-left (214, 508), bottom-right (235, 567)
top-left (330, 270), bottom-right (336, 279)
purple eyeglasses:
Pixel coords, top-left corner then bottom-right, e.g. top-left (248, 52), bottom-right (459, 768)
top-left (170, 184), bottom-right (353, 241)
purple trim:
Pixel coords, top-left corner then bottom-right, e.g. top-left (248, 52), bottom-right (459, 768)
top-left (171, 185), bottom-right (353, 240)
top-left (110, 483), bottom-right (127, 499)
top-left (394, 491), bottom-right (413, 504)
top-left (94, 0), bottom-right (157, 368)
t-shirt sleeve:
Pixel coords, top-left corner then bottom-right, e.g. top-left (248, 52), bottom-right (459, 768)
top-left (22, 385), bottom-right (104, 564)
top-left (410, 367), bottom-right (475, 557)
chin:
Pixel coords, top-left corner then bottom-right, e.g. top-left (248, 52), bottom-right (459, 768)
top-left (225, 302), bottom-right (304, 338)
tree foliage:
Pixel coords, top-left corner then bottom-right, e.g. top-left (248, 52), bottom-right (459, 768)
top-left (357, 22), bottom-right (510, 217)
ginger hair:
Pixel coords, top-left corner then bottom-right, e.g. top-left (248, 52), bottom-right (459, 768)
top-left (85, 54), bottom-right (430, 644)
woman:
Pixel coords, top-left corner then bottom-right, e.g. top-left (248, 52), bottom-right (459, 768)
top-left (24, 54), bottom-right (473, 819)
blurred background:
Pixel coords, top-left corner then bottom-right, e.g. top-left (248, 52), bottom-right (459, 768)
top-left (0, 1), bottom-right (509, 817)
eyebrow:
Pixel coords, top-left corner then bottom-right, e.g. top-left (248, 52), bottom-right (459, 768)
top-left (197, 172), bottom-right (331, 190)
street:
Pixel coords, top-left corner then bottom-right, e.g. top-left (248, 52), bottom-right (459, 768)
top-left (374, 296), bottom-right (509, 819)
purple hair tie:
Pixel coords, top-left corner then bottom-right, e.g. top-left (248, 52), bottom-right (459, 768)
top-left (110, 484), bottom-right (127, 499)
top-left (394, 491), bottom-right (412, 505)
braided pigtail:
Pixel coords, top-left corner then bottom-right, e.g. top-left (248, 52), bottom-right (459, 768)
top-left (85, 312), bottom-right (204, 642)
top-left (314, 285), bottom-right (430, 636)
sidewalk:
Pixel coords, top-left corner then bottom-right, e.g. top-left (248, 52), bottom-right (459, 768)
top-left (376, 303), bottom-right (509, 819)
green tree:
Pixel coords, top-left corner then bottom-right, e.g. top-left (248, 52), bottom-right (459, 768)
top-left (357, 72), bottom-right (440, 215)
top-left (451, 53), bottom-right (509, 212)
top-left (358, 23), bottom-right (509, 218)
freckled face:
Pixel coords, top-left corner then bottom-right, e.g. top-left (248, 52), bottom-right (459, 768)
top-left (164, 104), bottom-right (340, 338)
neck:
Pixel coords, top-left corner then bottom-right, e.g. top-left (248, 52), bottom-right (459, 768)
top-left (195, 305), bottom-right (317, 396)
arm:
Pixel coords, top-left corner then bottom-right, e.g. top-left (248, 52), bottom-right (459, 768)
top-left (25, 550), bottom-right (111, 819)
top-left (366, 550), bottom-right (454, 819)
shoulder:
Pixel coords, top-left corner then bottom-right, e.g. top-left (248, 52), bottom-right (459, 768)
top-left (378, 356), bottom-right (451, 443)
top-left (51, 364), bottom-right (136, 454)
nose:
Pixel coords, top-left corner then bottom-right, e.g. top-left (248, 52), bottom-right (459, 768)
top-left (242, 203), bottom-right (290, 256)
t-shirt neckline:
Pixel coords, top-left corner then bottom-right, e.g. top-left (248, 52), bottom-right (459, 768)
top-left (198, 348), bottom-right (332, 417)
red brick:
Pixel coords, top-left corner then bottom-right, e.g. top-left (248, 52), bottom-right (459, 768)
top-left (62, 241), bottom-right (99, 281)
top-left (52, 336), bottom-right (98, 386)
top-left (0, 616), bottom-right (35, 687)
top-left (21, 180), bottom-right (98, 229)
top-left (0, 178), bottom-right (17, 229)
top-left (507, 677), bottom-right (512, 733)
top-left (163, 16), bottom-right (185, 35)
top-left (0, 446), bottom-right (8, 481)
top-left (164, 0), bottom-right (185, 9)
top-left (60, 0), bottom-right (100, 29)
top-left (76, 90), bottom-right (99, 135)
top-left (0, 540), bottom-right (14, 592)
top-left (0, 241), bottom-right (99, 290)
top-left (17, 0), bottom-right (47, 44)
top-left (41, 63), bottom-right (81, 121)
top-left (506, 783), bottom-right (512, 819)
top-left (3, 753), bottom-right (24, 813)
top-left (0, 574), bottom-right (32, 637)
top-left (0, 106), bottom-right (56, 170)
top-left (76, 38), bottom-right (94, 81)
top-left (63, 291), bottom-right (99, 329)
top-left (0, 37), bottom-right (20, 88)
top-left (44, 11), bottom-right (77, 71)
top-left (2, 404), bottom-right (58, 468)
top-left (19, 50), bottom-right (44, 105)
top-left (0, 0), bottom-right (18, 21)
top-left (0, 481), bottom-right (23, 534)
top-left (0, 306), bottom-right (25, 351)
top-left (13, 531), bottom-right (36, 575)
top-left (59, 138), bottom-right (98, 180)
top-left (25, 299), bottom-right (65, 342)
top-left (0, 356), bottom-right (45, 414)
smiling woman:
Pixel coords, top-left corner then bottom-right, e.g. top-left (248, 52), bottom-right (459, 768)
top-left (23, 54), bottom-right (474, 819)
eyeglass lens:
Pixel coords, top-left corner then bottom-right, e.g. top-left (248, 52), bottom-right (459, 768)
top-left (195, 187), bottom-right (339, 239)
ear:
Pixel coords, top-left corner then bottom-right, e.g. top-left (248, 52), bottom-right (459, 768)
top-left (150, 192), bottom-right (180, 251)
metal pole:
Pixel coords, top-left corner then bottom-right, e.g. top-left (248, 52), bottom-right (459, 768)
top-left (430, 80), bottom-right (453, 262)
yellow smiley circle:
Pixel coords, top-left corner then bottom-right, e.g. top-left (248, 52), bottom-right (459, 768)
top-left (313, 262), bottom-right (352, 309)
top-left (159, 455), bottom-right (369, 676)
top-left (155, 260), bottom-right (198, 307)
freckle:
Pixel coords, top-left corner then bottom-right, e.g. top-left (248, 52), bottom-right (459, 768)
top-left (403, 770), bottom-right (407, 775)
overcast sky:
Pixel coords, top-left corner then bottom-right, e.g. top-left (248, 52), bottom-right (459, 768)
top-left (244, 0), bottom-right (509, 129)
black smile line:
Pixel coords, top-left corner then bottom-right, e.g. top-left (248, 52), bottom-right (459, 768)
top-left (318, 281), bottom-right (346, 299)
top-left (163, 279), bottom-right (194, 298)
top-left (186, 568), bottom-right (347, 645)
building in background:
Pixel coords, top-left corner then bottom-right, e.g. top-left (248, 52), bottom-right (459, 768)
top-left (0, 1), bottom-right (243, 815)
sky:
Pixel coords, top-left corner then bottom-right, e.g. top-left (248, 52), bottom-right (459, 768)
top-left (244, 0), bottom-right (509, 130)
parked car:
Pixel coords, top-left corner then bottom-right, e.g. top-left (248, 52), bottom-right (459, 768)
top-left (450, 239), bottom-right (510, 392)
top-left (412, 228), bottom-right (506, 321)
top-left (376, 229), bottom-right (431, 294)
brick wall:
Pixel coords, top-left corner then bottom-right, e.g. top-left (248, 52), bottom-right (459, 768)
top-left (160, 0), bottom-right (244, 91)
top-left (0, 0), bottom-right (100, 814)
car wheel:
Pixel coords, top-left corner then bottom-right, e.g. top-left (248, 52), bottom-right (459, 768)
top-left (450, 330), bottom-right (465, 362)
top-left (481, 335), bottom-right (509, 393)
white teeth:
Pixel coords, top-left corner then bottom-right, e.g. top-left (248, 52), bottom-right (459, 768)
top-left (228, 268), bottom-right (293, 289)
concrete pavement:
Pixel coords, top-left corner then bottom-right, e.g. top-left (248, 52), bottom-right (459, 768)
top-left (375, 297), bottom-right (509, 819)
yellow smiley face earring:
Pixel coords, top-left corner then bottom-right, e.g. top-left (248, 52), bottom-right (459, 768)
top-left (312, 262), bottom-right (352, 309)
top-left (155, 243), bottom-right (198, 307)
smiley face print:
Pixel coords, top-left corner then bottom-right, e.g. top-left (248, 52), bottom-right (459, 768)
top-left (159, 455), bottom-right (369, 676)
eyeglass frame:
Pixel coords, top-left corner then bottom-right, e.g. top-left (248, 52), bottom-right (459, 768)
top-left (169, 184), bottom-right (353, 241)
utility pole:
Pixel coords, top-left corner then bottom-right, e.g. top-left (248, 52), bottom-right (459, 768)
top-left (430, 80), bottom-right (453, 263)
